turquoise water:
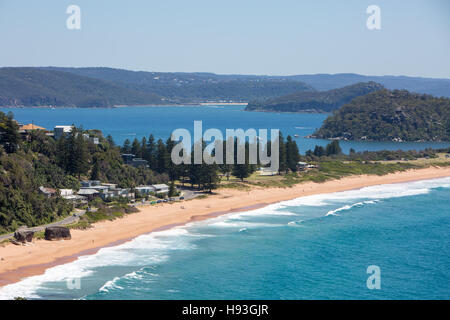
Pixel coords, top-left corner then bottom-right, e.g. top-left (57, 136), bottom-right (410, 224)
top-left (1, 177), bottom-right (449, 300)
top-left (2, 105), bottom-right (449, 153)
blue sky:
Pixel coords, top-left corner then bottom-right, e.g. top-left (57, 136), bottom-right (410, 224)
top-left (0, 0), bottom-right (449, 77)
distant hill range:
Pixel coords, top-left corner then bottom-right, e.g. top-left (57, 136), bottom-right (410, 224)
top-left (313, 89), bottom-right (450, 142)
top-left (41, 67), bottom-right (315, 103)
top-left (1, 67), bottom-right (450, 107)
top-left (245, 82), bottom-right (385, 113)
top-left (0, 68), bottom-right (162, 107)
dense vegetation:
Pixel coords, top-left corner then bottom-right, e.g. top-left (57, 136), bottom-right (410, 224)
top-left (246, 82), bottom-right (384, 113)
top-left (0, 111), bottom-right (168, 233)
top-left (0, 68), bottom-right (162, 107)
top-left (314, 89), bottom-right (450, 142)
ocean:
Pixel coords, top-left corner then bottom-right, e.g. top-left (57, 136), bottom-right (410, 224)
top-left (2, 105), bottom-right (449, 154)
top-left (1, 177), bottom-right (449, 300)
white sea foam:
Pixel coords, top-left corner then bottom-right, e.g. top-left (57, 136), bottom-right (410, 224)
top-left (99, 277), bottom-right (123, 293)
top-left (1, 177), bottom-right (448, 300)
top-left (0, 226), bottom-right (205, 300)
top-left (326, 200), bottom-right (378, 216)
top-left (287, 220), bottom-right (304, 227)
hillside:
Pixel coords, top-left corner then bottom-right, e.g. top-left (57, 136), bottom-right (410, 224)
top-left (286, 73), bottom-right (450, 98)
top-left (45, 68), bottom-right (450, 99)
top-left (245, 82), bottom-right (384, 112)
top-left (313, 89), bottom-right (450, 142)
top-left (0, 68), bottom-right (163, 107)
top-left (42, 67), bottom-right (315, 102)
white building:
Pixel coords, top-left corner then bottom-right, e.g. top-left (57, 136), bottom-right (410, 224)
top-left (54, 125), bottom-right (73, 140)
top-left (135, 185), bottom-right (156, 196)
top-left (152, 184), bottom-right (169, 194)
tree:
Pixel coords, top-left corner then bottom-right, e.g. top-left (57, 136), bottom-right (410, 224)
top-left (144, 134), bottom-right (157, 169)
top-left (168, 181), bottom-right (178, 197)
top-left (326, 140), bottom-right (342, 156)
top-left (313, 145), bottom-right (326, 157)
top-left (122, 139), bottom-right (131, 154)
top-left (278, 133), bottom-right (287, 174)
top-left (155, 139), bottom-right (168, 173)
top-left (90, 157), bottom-right (100, 180)
top-left (232, 139), bottom-right (252, 181)
top-left (286, 135), bottom-right (300, 172)
top-left (0, 111), bottom-right (21, 153)
top-left (131, 138), bottom-right (141, 157)
top-left (106, 135), bottom-right (115, 147)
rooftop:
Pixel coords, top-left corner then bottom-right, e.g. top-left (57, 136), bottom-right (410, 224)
top-left (20, 123), bottom-right (47, 131)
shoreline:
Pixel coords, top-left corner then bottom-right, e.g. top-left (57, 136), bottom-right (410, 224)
top-left (0, 166), bottom-right (449, 288)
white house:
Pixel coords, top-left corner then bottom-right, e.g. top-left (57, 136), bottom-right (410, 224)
top-left (152, 184), bottom-right (169, 194)
top-left (54, 125), bottom-right (73, 139)
top-left (135, 185), bottom-right (156, 196)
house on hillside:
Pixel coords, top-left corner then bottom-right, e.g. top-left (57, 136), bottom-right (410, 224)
top-left (81, 180), bottom-right (101, 188)
top-left (101, 188), bottom-right (135, 201)
top-left (77, 188), bottom-right (100, 200)
top-left (54, 125), bottom-right (73, 139)
top-left (121, 154), bottom-right (148, 168)
top-left (19, 123), bottom-right (47, 132)
top-left (38, 186), bottom-right (57, 198)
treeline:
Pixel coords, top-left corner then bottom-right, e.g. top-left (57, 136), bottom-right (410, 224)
top-left (302, 140), bottom-right (443, 162)
top-left (121, 133), bottom-right (301, 190)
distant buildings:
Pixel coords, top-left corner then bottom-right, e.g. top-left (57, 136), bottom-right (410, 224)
top-left (297, 161), bottom-right (317, 171)
top-left (53, 125), bottom-right (99, 144)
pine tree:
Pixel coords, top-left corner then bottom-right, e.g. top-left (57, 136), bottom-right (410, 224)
top-left (278, 132), bottom-right (287, 174)
top-left (145, 134), bottom-right (157, 169)
top-left (155, 139), bottom-right (168, 173)
top-left (326, 140), bottom-right (342, 156)
top-left (122, 139), bottom-right (131, 154)
top-left (232, 139), bottom-right (252, 181)
top-left (168, 180), bottom-right (177, 197)
top-left (313, 145), bottom-right (325, 157)
top-left (106, 135), bottom-right (115, 147)
top-left (286, 135), bottom-right (300, 172)
top-left (131, 138), bottom-right (142, 157)
top-left (90, 157), bottom-right (100, 180)
top-left (0, 112), bottom-right (21, 153)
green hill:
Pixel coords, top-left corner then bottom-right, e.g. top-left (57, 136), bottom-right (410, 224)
top-left (245, 82), bottom-right (384, 112)
top-left (43, 67), bottom-right (315, 102)
top-left (0, 68), bottom-right (163, 107)
top-left (313, 89), bottom-right (450, 142)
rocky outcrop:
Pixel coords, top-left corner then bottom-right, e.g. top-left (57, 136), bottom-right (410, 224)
top-left (44, 226), bottom-right (71, 241)
top-left (13, 229), bottom-right (34, 243)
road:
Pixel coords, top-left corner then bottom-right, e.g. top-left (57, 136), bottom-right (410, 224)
top-left (0, 209), bottom-right (86, 242)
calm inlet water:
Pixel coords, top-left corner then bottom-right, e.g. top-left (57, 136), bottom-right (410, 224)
top-left (0, 177), bottom-right (449, 299)
top-left (2, 105), bottom-right (449, 153)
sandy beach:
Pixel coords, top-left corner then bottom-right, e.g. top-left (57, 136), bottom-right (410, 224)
top-left (0, 166), bottom-right (449, 287)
